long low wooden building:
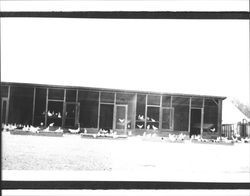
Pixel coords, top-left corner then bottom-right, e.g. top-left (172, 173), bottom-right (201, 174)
top-left (1, 82), bottom-right (226, 137)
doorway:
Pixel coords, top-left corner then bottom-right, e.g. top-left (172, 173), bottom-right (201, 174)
top-left (115, 105), bottom-right (128, 130)
top-left (64, 102), bottom-right (80, 128)
top-left (190, 108), bottom-right (202, 136)
top-left (1, 98), bottom-right (8, 124)
top-left (99, 104), bottom-right (114, 130)
top-left (161, 107), bottom-right (174, 130)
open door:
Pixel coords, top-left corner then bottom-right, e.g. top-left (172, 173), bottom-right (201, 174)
top-left (115, 105), bottom-right (128, 130)
top-left (1, 98), bottom-right (8, 124)
top-left (190, 108), bottom-right (203, 136)
top-left (64, 102), bottom-right (80, 128)
top-left (99, 104), bottom-right (114, 130)
top-left (161, 107), bottom-right (174, 130)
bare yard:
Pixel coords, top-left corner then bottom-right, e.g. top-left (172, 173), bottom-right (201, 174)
top-left (2, 132), bottom-right (250, 182)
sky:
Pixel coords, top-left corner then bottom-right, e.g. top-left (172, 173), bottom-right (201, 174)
top-left (1, 1), bottom-right (249, 105)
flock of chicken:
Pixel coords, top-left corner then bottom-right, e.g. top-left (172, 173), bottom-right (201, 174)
top-left (1, 123), bottom-right (63, 133)
top-left (2, 122), bottom-right (250, 143)
top-left (190, 134), bottom-right (250, 144)
top-left (137, 115), bottom-right (159, 130)
top-left (43, 110), bottom-right (62, 118)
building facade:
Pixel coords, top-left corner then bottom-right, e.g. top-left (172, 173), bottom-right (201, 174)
top-left (1, 82), bottom-right (225, 136)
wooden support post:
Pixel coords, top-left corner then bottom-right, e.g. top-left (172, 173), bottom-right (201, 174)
top-left (217, 99), bottom-right (223, 136)
top-left (97, 91), bottom-right (101, 130)
top-left (62, 89), bottom-right (66, 127)
top-left (170, 96), bottom-right (174, 131)
top-left (145, 94), bottom-right (148, 129)
top-left (201, 98), bottom-right (205, 137)
top-left (112, 93), bottom-right (117, 130)
top-left (6, 85), bottom-right (10, 123)
top-left (75, 90), bottom-right (79, 126)
top-left (32, 87), bottom-right (36, 125)
top-left (45, 88), bottom-right (48, 127)
top-left (188, 97), bottom-right (192, 133)
top-left (159, 95), bottom-right (163, 130)
top-left (133, 93), bottom-right (137, 130)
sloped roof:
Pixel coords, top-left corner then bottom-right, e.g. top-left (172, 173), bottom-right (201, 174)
top-left (222, 99), bottom-right (250, 124)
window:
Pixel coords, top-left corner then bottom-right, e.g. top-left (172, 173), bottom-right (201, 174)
top-left (1, 85), bottom-right (9, 98)
top-left (162, 95), bottom-right (171, 107)
top-left (66, 89), bottom-right (77, 102)
top-left (100, 92), bottom-right (114, 103)
top-left (147, 95), bottom-right (160, 106)
top-left (48, 88), bottom-right (64, 100)
top-left (191, 98), bottom-right (203, 107)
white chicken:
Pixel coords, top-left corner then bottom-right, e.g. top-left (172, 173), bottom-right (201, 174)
top-left (138, 115), bottom-right (144, 120)
top-left (47, 111), bottom-right (53, 117)
top-left (119, 118), bottom-right (125, 123)
top-left (146, 124), bottom-right (150, 130)
top-left (151, 118), bottom-right (156, 122)
top-left (137, 124), bottom-right (143, 129)
top-left (152, 125), bottom-right (158, 130)
top-left (49, 122), bottom-right (54, 127)
top-left (55, 127), bottom-right (63, 133)
top-left (68, 125), bottom-right (80, 134)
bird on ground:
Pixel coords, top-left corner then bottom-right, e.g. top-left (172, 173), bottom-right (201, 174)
top-left (55, 127), bottom-right (63, 133)
top-left (137, 124), bottom-right (143, 129)
top-left (58, 112), bottom-right (62, 118)
top-left (22, 125), bottom-right (29, 131)
top-left (152, 125), bottom-right (158, 130)
top-left (152, 133), bottom-right (157, 137)
top-left (30, 126), bottom-right (39, 133)
top-left (43, 126), bottom-right (50, 132)
top-left (68, 124), bottom-right (80, 134)
top-left (169, 134), bottom-right (176, 142)
top-left (146, 125), bottom-right (150, 130)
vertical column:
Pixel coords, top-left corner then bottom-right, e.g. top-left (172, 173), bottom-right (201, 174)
top-left (62, 89), bottom-right (66, 127)
top-left (201, 98), bottom-right (205, 137)
top-left (145, 94), bottom-right (148, 129)
top-left (112, 92), bottom-right (117, 130)
top-left (97, 91), bottom-right (101, 130)
top-left (133, 93), bottom-right (137, 130)
top-left (217, 99), bottom-right (223, 136)
top-left (45, 88), bottom-right (48, 127)
top-left (188, 97), bottom-right (192, 133)
top-left (6, 85), bottom-right (10, 123)
top-left (75, 89), bottom-right (79, 126)
top-left (32, 87), bottom-right (36, 125)
top-left (170, 96), bottom-right (174, 131)
top-left (159, 95), bottom-right (163, 130)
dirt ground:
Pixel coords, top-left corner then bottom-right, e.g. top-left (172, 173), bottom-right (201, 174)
top-left (2, 132), bottom-right (250, 182)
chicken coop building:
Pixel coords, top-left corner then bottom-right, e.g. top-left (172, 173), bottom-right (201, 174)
top-left (1, 82), bottom-right (226, 137)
